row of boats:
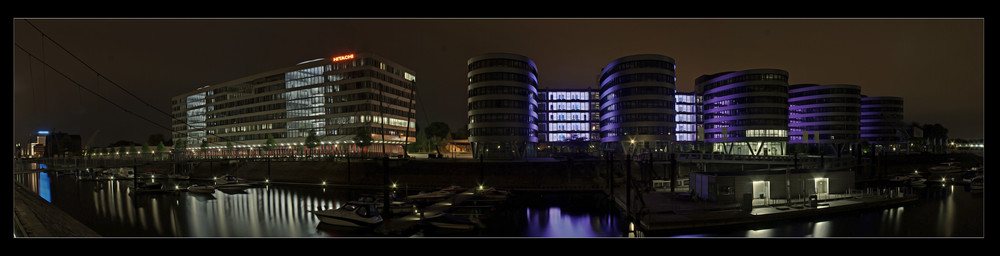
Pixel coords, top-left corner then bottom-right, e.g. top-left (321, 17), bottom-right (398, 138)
top-left (74, 167), bottom-right (191, 181)
top-left (890, 162), bottom-right (983, 190)
top-left (311, 185), bottom-right (512, 232)
top-left (71, 167), bottom-right (251, 195)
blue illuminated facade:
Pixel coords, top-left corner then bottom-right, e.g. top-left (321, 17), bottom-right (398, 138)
top-left (696, 69), bottom-right (790, 156)
top-left (599, 54), bottom-right (678, 154)
top-left (537, 89), bottom-right (600, 143)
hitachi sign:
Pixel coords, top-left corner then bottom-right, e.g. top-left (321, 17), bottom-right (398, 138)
top-left (332, 54), bottom-right (355, 62)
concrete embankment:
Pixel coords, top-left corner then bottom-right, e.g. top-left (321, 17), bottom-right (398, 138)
top-left (13, 182), bottom-right (101, 237)
top-left (181, 158), bottom-right (606, 191)
top-left (620, 191), bottom-right (920, 235)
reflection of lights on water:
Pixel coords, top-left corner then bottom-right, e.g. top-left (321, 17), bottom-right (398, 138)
top-left (812, 221), bottom-right (831, 237)
top-left (524, 207), bottom-right (620, 237)
top-left (746, 228), bottom-right (773, 237)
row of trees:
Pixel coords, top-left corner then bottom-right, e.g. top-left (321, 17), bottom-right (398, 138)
top-left (406, 121), bottom-right (468, 156)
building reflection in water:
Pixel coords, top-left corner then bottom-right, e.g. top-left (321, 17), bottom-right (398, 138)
top-left (65, 178), bottom-right (347, 237)
top-left (523, 207), bottom-right (621, 237)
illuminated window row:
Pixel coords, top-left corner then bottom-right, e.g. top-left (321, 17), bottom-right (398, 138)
top-left (546, 91), bottom-right (590, 101)
top-left (548, 122), bottom-right (591, 132)
top-left (548, 102), bottom-right (589, 111)
top-left (547, 133), bottom-right (592, 142)
top-left (745, 129), bottom-right (788, 138)
top-left (546, 112), bottom-right (589, 121)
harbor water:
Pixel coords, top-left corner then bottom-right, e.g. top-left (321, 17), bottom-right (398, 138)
top-left (15, 170), bottom-right (983, 238)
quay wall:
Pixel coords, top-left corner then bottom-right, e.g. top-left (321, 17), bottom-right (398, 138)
top-left (180, 158), bottom-right (608, 190)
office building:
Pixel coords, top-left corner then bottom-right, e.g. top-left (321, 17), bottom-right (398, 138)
top-left (466, 53), bottom-right (539, 159)
top-left (860, 96), bottom-right (905, 152)
top-left (788, 84), bottom-right (862, 155)
top-left (599, 54), bottom-right (677, 154)
top-left (696, 69), bottom-right (789, 156)
top-left (537, 88), bottom-right (601, 154)
top-left (171, 52), bottom-right (417, 156)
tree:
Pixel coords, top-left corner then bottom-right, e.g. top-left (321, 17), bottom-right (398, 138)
top-left (174, 138), bottom-right (187, 151)
top-left (200, 140), bottom-right (210, 156)
top-left (305, 129), bottom-right (321, 156)
top-left (262, 134), bottom-right (276, 156)
top-left (353, 126), bottom-right (373, 158)
top-left (424, 122), bottom-right (451, 156)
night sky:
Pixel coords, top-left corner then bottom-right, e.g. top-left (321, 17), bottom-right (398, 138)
top-left (12, 18), bottom-right (984, 148)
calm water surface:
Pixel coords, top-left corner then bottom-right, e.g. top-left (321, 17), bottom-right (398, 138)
top-left (16, 171), bottom-right (983, 238)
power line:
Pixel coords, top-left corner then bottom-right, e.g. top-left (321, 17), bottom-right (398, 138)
top-left (17, 20), bottom-right (255, 149)
top-left (13, 43), bottom-right (256, 149)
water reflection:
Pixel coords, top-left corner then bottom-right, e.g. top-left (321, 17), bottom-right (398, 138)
top-left (523, 207), bottom-right (621, 237)
top-left (20, 172), bottom-right (368, 237)
top-left (17, 171), bottom-right (982, 237)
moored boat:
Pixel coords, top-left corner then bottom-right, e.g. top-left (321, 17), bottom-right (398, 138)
top-left (359, 194), bottom-right (415, 216)
top-left (215, 175), bottom-right (250, 192)
top-left (312, 201), bottom-right (383, 228)
top-left (969, 176), bottom-right (983, 191)
top-left (187, 184), bottom-right (216, 193)
top-left (422, 211), bottom-right (485, 231)
top-left (928, 162), bottom-right (963, 175)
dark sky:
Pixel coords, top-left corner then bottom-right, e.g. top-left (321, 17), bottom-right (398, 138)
top-left (12, 18), bottom-right (984, 148)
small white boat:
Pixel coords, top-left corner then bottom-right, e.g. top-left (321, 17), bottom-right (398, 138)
top-left (423, 211), bottom-right (484, 230)
top-left (969, 176), bottom-right (983, 190)
top-left (929, 162), bottom-right (963, 175)
top-left (358, 194), bottom-right (415, 216)
top-left (215, 175), bottom-right (250, 191)
top-left (890, 175), bottom-right (910, 182)
top-left (187, 184), bottom-right (216, 193)
top-left (312, 201), bottom-right (383, 228)
top-left (168, 174), bottom-right (191, 180)
top-left (906, 173), bottom-right (927, 186)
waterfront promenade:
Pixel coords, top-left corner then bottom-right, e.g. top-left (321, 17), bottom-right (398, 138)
top-left (614, 189), bottom-right (919, 235)
top-left (13, 182), bottom-right (100, 237)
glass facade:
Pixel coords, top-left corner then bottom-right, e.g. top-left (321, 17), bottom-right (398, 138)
top-left (788, 84), bottom-right (861, 145)
top-left (537, 89), bottom-right (601, 143)
top-left (467, 53), bottom-right (538, 159)
top-left (599, 54), bottom-right (677, 154)
top-left (696, 69), bottom-right (789, 156)
top-left (860, 96), bottom-right (905, 147)
top-left (171, 53), bottom-right (417, 157)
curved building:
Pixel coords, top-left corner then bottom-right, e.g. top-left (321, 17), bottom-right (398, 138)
top-left (788, 84), bottom-right (861, 153)
top-left (696, 69), bottom-right (789, 156)
top-left (860, 96), bottom-right (904, 150)
top-left (467, 53), bottom-right (539, 159)
top-left (599, 54), bottom-right (677, 154)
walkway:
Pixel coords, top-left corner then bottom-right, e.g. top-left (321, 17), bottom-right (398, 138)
top-left (614, 190), bottom-right (919, 234)
top-left (13, 182), bottom-right (101, 237)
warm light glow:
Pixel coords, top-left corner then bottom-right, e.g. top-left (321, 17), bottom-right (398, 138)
top-left (332, 53), bottom-right (355, 62)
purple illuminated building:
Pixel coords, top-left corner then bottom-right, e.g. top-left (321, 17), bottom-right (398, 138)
top-left (674, 92), bottom-right (703, 152)
top-left (695, 69), bottom-right (789, 156)
top-left (598, 54), bottom-right (677, 154)
top-left (860, 96), bottom-right (905, 152)
top-left (467, 53), bottom-right (539, 159)
top-left (788, 84), bottom-right (862, 155)
top-left (536, 88), bottom-right (601, 154)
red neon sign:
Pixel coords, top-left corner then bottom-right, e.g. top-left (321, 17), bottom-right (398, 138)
top-left (332, 53), bottom-right (355, 62)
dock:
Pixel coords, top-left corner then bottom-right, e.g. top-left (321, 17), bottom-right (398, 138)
top-left (375, 188), bottom-right (495, 236)
top-left (615, 191), bottom-right (920, 234)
